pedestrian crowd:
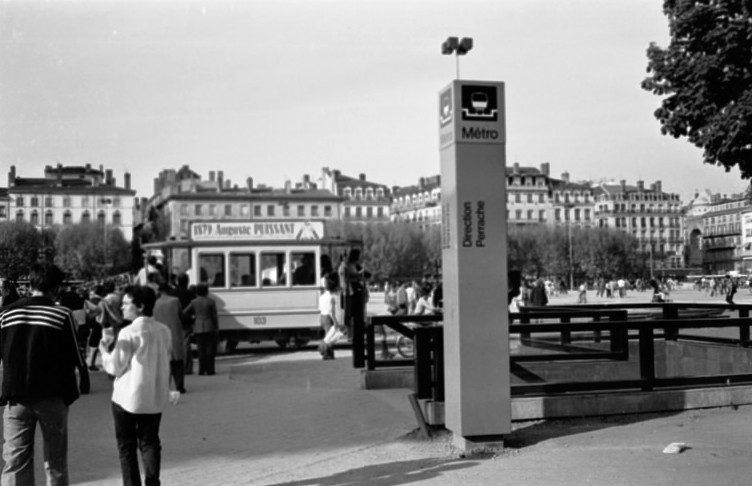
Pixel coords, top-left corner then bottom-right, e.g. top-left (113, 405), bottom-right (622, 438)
top-left (0, 256), bottom-right (220, 486)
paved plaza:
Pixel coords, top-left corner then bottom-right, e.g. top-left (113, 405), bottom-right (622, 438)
top-left (4, 285), bottom-right (752, 485)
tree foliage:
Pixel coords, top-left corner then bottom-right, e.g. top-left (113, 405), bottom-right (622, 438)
top-left (55, 224), bottom-right (132, 280)
top-left (0, 222), bottom-right (45, 280)
top-left (325, 222), bottom-right (440, 284)
top-left (642, 0), bottom-right (752, 176)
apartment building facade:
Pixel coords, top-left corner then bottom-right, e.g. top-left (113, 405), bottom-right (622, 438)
top-left (6, 164), bottom-right (136, 241)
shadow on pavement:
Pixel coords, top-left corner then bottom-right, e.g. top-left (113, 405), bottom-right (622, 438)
top-left (263, 457), bottom-right (478, 486)
top-left (503, 410), bottom-right (680, 449)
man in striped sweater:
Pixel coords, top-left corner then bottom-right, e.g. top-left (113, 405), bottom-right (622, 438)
top-left (0, 262), bottom-right (88, 486)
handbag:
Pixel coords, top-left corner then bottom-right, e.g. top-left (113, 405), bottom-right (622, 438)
top-left (323, 325), bottom-right (345, 345)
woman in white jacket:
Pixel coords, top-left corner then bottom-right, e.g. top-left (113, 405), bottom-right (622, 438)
top-left (100, 285), bottom-right (173, 486)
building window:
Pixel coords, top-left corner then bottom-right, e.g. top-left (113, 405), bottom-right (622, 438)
top-left (113, 197), bottom-right (121, 208)
top-left (195, 204), bottom-right (202, 216)
top-left (354, 188), bottom-right (363, 200)
top-left (209, 204), bottom-right (216, 216)
top-left (514, 193), bottom-right (521, 203)
top-left (81, 211), bottom-right (91, 224)
top-left (45, 211), bottom-right (53, 225)
top-left (555, 208), bottom-right (561, 221)
top-left (527, 210), bottom-right (533, 220)
top-left (343, 188), bottom-right (352, 199)
top-left (63, 211), bottom-right (72, 225)
top-left (0, 207), bottom-right (5, 218)
top-left (367, 207), bottom-right (373, 218)
top-left (377, 207), bottom-right (384, 218)
top-left (355, 207), bottom-right (361, 218)
top-left (30, 197), bottom-right (39, 207)
top-left (113, 211), bottom-right (121, 226)
top-left (225, 204), bottom-right (232, 217)
top-left (30, 211), bottom-right (39, 225)
top-left (15, 210), bottom-right (23, 222)
top-left (16, 197), bottom-right (23, 207)
top-left (81, 197), bottom-right (89, 207)
top-left (180, 204), bottom-right (188, 216)
top-left (324, 205), bottom-right (332, 217)
top-left (345, 207), bottom-right (351, 218)
top-left (527, 194), bottom-right (533, 203)
top-left (267, 205), bottom-right (275, 217)
top-left (515, 209), bottom-right (522, 220)
top-left (63, 197), bottom-right (71, 208)
top-left (297, 205), bottom-right (305, 217)
top-left (98, 211), bottom-right (106, 225)
top-left (254, 206), bottom-right (262, 217)
top-left (539, 210), bottom-right (545, 222)
top-left (283, 204), bottom-right (290, 217)
top-left (311, 205), bottom-right (319, 217)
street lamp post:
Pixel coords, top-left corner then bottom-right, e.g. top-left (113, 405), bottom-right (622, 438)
top-left (100, 198), bottom-right (112, 271)
top-left (441, 36), bottom-right (473, 79)
top-left (564, 203), bottom-right (575, 291)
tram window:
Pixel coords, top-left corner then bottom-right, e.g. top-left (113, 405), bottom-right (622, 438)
top-left (230, 253), bottom-right (256, 288)
top-left (260, 252), bottom-right (287, 287)
top-left (198, 254), bottom-right (226, 288)
top-left (291, 251), bottom-right (316, 286)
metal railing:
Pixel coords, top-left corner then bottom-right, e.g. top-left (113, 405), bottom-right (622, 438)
top-left (364, 303), bottom-right (752, 403)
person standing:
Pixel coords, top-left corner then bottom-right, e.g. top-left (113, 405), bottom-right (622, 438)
top-left (726, 275), bottom-right (738, 305)
top-left (99, 285), bottom-right (172, 486)
top-left (182, 284), bottom-right (219, 376)
top-left (0, 262), bottom-right (89, 486)
top-left (529, 278), bottom-right (549, 307)
top-left (154, 283), bottom-right (186, 393)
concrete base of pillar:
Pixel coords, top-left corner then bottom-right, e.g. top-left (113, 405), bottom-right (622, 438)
top-left (452, 433), bottom-right (506, 453)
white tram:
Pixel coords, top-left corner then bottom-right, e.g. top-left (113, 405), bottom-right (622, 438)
top-left (143, 220), bottom-right (357, 350)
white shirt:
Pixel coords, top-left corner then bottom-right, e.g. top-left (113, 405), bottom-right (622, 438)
top-left (101, 316), bottom-right (172, 414)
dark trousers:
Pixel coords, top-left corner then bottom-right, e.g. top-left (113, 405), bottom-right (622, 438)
top-left (170, 360), bottom-right (185, 392)
top-left (196, 332), bottom-right (217, 375)
top-left (112, 402), bottom-right (162, 486)
top-left (183, 332), bottom-right (193, 375)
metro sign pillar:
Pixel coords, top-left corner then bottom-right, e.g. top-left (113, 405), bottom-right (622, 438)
top-left (439, 80), bottom-right (510, 445)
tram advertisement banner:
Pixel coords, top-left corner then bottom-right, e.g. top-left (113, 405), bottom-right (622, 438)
top-left (190, 221), bottom-right (324, 242)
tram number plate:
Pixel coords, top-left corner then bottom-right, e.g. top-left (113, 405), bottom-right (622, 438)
top-left (253, 316), bottom-right (267, 325)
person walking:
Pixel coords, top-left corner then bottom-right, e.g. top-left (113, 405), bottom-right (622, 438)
top-left (529, 278), bottom-right (549, 307)
top-left (171, 273), bottom-right (195, 375)
top-left (182, 283), bottom-right (219, 376)
top-left (0, 262), bottom-right (89, 486)
top-left (153, 283), bottom-right (187, 393)
top-left (318, 274), bottom-right (340, 360)
top-left (99, 285), bottom-right (173, 486)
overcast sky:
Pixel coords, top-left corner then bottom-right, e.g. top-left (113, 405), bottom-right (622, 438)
top-left (1, 0), bottom-right (748, 203)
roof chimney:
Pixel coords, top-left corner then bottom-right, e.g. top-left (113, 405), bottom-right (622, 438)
top-left (246, 177), bottom-right (253, 191)
top-left (540, 162), bottom-right (550, 176)
top-left (359, 173), bottom-right (366, 181)
top-left (637, 180), bottom-right (644, 191)
top-left (655, 180), bottom-right (662, 194)
top-left (513, 162), bottom-right (520, 174)
top-left (285, 180), bottom-right (291, 193)
top-left (209, 171), bottom-right (215, 182)
top-left (620, 180), bottom-right (626, 192)
top-left (8, 165), bottom-right (15, 187)
top-left (217, 171), bottom-right (224, 192)
top-left (562, 172), bottom-right (570, 183)
top-left (124, 172), bottom-right (131, 190)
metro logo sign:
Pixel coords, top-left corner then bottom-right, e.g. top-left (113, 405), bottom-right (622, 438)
top-left (439, 80), bottom-right (505, 148)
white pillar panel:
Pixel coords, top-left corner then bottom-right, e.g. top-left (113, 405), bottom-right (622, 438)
top-left (439, 80), bottom-right (510, 440)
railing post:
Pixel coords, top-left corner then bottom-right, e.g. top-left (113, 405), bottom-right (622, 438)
top-left (433, 327), bottom-right (445, 402)
top-left (592, 315), bottom-right (601, 343)
top-left (662, 304), bottom-right (678, 341)
top-left (414, 326), bottom-right (433, 399)
top-left (739, 308), bottom-right (750, 347)
top-left (365, 317), bottom-right (376, 371)
top-left (639, 325), bottom-right (655, 391)
top-left (561, 316), bottom-right (571, 345)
